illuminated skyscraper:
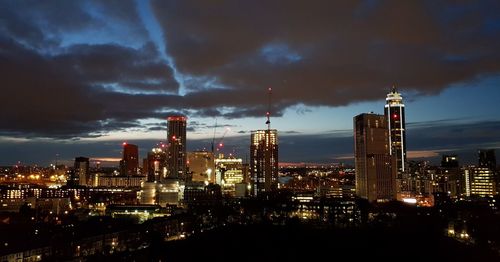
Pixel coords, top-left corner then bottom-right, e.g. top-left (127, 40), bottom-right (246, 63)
top-left (121, 143), bottom-right (139, 176)
top-left (250, 129), bottom-right (278, 196)
top-left (385, 87), bottom-right (407, 186)
top-left (167, 116), bottom-right (187, 180)
top-left (354, 113), bottom-right (395, 202)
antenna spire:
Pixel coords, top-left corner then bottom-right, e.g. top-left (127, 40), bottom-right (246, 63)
top-left (266, 87), bottom-right (272, 130)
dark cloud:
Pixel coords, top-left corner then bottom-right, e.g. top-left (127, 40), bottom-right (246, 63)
top-left (1, 0), bottom-right (500, 141)
top-left (0, 37), bottom-right (180, 138)
top-left (152, 0), bottom-right (500, 108)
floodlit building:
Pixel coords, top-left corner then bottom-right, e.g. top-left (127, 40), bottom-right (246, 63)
top-left (187, 151), bottom-right (215, 183)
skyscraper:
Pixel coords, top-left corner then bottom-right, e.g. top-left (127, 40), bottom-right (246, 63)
top-left (385, 87), bottom-right (407, 174)
top-left (354, 113), bottom-right (396, 202)
top-left (384, 87), bottom-right (407, 190)
top-left (73, 157), bottom-right (90, 186)
top-left (121, 143), bottom-right (139, 176)
top-left (250, 129), bottom-right (278, 196)
top-left (167, 116), bottom-right (187, 180)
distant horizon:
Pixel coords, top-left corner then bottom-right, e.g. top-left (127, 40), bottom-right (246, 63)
top-left (1, 129), bottom-right (497, 167)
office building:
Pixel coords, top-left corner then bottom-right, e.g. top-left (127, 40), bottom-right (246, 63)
top-left (354, 113), bottom-right (395, 202)
top-left (464, 167), bottom-right (496, 197)
top-left (250, 129), bottom-right (278, 196)
top-left (167, 116), bottom-right (187, 180)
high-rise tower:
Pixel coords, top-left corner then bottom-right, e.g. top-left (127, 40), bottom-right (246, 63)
top-left (384, 87), bottom-right (407, 180)
top-left (250, 130), bottom-right (278, 196)
top-left (250, 88), bottom-right (278, 196)
top-left (354, 113), bottom-right (395, 202)
top-left (167, 116), bottom-right (187, 180)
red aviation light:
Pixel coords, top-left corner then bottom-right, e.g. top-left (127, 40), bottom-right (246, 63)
top-left (393, 114), bottom-right (398, 119)
top-left (219, 143), bottom-right (223, 147)
top-left (172, 135), bottom-right (176, 140)
top-left (167, 116), bottom-right (187, 121)
top-left (122, 142), bottom-right (127, 146)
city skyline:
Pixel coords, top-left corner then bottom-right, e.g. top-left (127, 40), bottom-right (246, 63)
top-left (1, 1), bottom-right (500, 165)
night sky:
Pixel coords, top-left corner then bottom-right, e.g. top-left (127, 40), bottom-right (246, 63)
top-left (1, 0), bottom-right (500, 166)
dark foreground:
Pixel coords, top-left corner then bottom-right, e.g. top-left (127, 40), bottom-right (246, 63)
top-left (92, 223), bottom-right (499, 262)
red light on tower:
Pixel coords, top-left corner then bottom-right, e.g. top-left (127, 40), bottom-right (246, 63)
top-left (393, 114), bottom-right (398, 119)
top-left (172, 135), bottom-right (176, 140)
top-left (219, 143), bottom-right (223, 147)
top-left (122, 142), bottom-right (127, 146)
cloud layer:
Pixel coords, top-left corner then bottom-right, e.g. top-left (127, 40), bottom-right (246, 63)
top-left (1, 0), bottom-right (500, 139)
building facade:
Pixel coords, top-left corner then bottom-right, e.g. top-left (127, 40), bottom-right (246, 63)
top-left (167, 116), bottom-right (187, 180)
top-left (464, 167), bottom-right (496, 197)
top-left (74, 157), bottom-right (90, 186)
top-left (187, 151), bottom-right (215, 183)
top-left (354, 113), bottom-right (396, 202)
top-left (384, 87), bottom-right (407, 184)
top-left (250, 129), bottom-right (278, 196)
top-left (146, 147), bottom-right (168, 182)
top-left (121, 143), bottom-right (139, 176)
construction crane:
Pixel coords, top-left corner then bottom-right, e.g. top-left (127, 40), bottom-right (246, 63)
top-left (211, 118), bottom-right (217, 153)
top-left (210, 119), bottom-right (230, 152)
top-left (216, 127), bottom-right (230, 151)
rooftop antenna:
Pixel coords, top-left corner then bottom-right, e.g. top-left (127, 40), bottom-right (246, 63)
top-left (391, 83), bottom-right (396, 93)
top-left (266, 87), bottom-right (272, 130)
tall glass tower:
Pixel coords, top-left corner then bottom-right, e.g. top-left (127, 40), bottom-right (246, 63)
top-left (384, 86), bottom-right (407, 179)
